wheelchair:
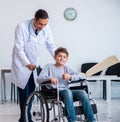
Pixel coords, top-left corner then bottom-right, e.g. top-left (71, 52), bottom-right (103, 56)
top-left (23, 79), bottom-right (98, 122)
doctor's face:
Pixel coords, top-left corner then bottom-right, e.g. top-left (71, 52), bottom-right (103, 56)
top-left (34, 18), bottom-right (48, 31)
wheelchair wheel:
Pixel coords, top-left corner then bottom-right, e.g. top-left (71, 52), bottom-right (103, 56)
top-left (23, 91), bottom-right (49, 122)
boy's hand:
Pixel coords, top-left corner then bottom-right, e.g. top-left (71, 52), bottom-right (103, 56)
top-left (50, 77), bottom-right (58, 85)
top-left (62, 69), bottom-right (71, 80)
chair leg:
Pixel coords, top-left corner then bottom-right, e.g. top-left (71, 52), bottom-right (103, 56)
top-left (11, 83), bottom-right (17, 103)
top-left (10, 83), bottom-right (12, 101)
top-left (103, 80), bottom-right (106, 100)
top-left (17, 87), bottom-right (19, 104)
top-left (11, 83), bottom-right (13, 101)
top-left (14, 84), bottom-right (15, 102)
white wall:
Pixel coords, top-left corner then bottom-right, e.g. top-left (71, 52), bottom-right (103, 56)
top-left (0, 0), bottom-right (120, 71)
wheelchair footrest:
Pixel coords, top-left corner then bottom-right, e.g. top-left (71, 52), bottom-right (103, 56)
top-left (74, 106), bottom-right (84, 115)
top-left (63, 103), bottom-right (97, 115)
top-left (75, 104), bottom-right (97, 115)
top-left (91, 104), bottom-right (97, 114)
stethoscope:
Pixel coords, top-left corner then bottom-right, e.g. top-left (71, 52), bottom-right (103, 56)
top-left (28, 19), bottom-right (45, 41)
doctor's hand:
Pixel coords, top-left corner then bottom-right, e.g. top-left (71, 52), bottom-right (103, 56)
top-left (26, 64), bottom-right (36, 71)
top-left (50, 77), bottom-right (58, 85)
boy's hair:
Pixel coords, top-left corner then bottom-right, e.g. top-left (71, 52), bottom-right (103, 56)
top-left (35, 9), bottom-right (49, 21)
top-left (55, 47), bottom-right (69, 57)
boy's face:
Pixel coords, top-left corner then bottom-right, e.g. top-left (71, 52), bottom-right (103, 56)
top-left (54, 52), bottom-right (68, 66)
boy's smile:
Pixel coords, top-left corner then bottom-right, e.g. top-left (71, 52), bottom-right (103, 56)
top-left (54, 52), bottom-right (68, 67)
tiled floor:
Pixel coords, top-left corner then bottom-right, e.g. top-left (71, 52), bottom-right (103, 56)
top-left (0, 99), bottom-right (120, 122)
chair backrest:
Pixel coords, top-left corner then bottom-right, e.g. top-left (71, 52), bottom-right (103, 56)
top-left (81, 62), bottom-right (102, 82)
top-left (81, 62), bottom-right (101, 75)
top-left (105, 63), bottom-right (120, 76)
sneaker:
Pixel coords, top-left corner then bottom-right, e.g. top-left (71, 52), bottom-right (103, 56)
top-left (76, 116), bottom-right (86, 121)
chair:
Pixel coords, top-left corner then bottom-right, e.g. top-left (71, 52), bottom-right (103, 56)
top-left (81, 62), bottom-right (106, 99)
top-left (23, 80), bottom-right (98, 122)
top-left (1, 69), bottom-right (19, 103)
top-left (105, 63), bottom-right (120, 77)
top-left (81, 62), bottom-right (101, 78)
top-left (105, 63), bottom-right (120, 98)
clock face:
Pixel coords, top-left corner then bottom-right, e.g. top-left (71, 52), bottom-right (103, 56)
top-left (64, 8), bottom-right (77, 21)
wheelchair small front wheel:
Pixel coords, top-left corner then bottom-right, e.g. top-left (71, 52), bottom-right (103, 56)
top-left (23, 91), bottom-right (49, 122)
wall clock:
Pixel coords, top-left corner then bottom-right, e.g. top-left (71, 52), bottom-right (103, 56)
top-left (64, 8), bottom-right (77, 21)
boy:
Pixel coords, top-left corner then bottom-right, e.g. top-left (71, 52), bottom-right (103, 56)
top-left (37, 47), bottom-right (96, 122)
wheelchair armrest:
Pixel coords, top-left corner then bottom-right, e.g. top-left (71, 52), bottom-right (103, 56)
top-left (69, 79), bottom-right (86, 84)
top-left (69, 79), bottom-right (88, 87)
top-left (39, 80), bottom-right (51, 85)
top-left (69, 79), bottom-right (89, 94)
top-left (39, 79), bottom-right (87, 85)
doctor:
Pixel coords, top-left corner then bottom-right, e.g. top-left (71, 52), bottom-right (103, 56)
top-left (11, 9), bottom-right (56, 122)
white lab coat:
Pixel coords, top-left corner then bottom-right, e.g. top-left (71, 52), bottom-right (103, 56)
top-left (11, 19), bottom-right (56, 89)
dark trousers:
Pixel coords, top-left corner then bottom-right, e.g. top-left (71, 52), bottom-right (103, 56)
top-left (18, 73), bottom-right (35, 122)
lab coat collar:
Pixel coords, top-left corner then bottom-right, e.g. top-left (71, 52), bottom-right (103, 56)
top-left (31, 18), bottom-right (36, 30)
top-left (30, 18), bottom-right (46, 34)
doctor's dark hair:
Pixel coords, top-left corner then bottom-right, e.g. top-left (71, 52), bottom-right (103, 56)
top-left (35, 9), bottom-right (49, 20)
top-left (55, 47), bottom-right (69, 57)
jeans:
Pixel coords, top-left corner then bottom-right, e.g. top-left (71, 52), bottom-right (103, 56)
top-left (18, 73), bottom-right (35, 122)
top-left (59, 89), bottom-right (96, 122)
